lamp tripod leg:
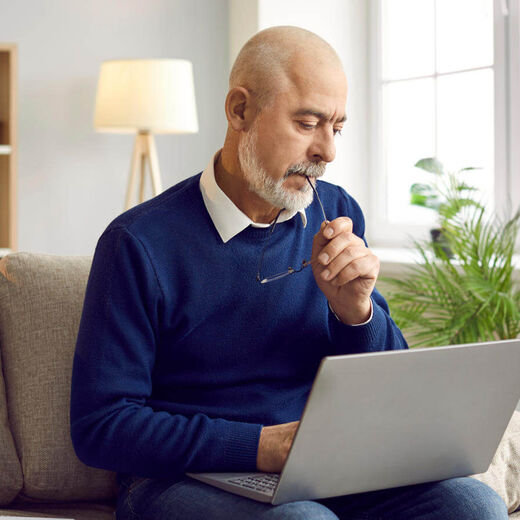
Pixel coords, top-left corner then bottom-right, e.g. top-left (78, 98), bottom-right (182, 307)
top-left (139, 152), bottom-right (146, 204)
top-left (146, 134), bottom-right (163, 196)
top-left (125, 134), bottom-right (142, 211)
top-left (125, 133), bottom-right (162, 209)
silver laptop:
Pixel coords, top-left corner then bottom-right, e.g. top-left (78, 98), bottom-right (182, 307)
top-left (187, 339), bottom-right (520, 505)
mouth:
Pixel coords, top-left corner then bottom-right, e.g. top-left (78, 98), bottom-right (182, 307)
top-left (285, 170), bottom-right (305, 178)
top-left (285, 171), bottom-right (320, 182)
top-left (285, 172), bottom-right (313, 186)
top-left (285, 162), bottom-right (326, 180)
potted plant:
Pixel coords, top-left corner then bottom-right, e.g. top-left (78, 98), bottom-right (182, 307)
top-left (383, 159), bottom-right (520, 348)
top-left (410, 157), bottom-right (483, 258)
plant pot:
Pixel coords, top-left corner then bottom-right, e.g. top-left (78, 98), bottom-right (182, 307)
top-left (430, 228), bottom-right (453, 259)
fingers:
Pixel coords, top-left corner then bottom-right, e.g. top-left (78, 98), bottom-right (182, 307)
top-left (324, 253), bottom-right (380, 286)
top-left (312, 217), bottom-right (379, 287)
top-left (313, 217), bottom-right (353, 249)
top-left (317, 231), bottom-right (365, 268)
top-left (325, 217), bottom-right (354, 238)
top-left (320, 246), bottom-right (370, 283)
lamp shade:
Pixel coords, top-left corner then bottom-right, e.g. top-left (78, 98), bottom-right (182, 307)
top-left (94, 59), bottom-right (198, 134)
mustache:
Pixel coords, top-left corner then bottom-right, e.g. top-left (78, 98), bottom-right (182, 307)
top-left (285, 162), bottom-right (326, 179)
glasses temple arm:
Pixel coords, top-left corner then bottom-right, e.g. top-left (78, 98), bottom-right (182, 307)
top-left (305, 176), bottom-right (328, 222)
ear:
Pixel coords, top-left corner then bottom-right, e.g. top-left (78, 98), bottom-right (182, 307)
top-left (225, 87), bottom-right (257, 131)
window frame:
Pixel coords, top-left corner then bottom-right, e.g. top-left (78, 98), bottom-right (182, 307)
top-left (367, 0), bottom-right (512, 248)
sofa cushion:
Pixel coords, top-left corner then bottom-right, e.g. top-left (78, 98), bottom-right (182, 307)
top-left (0, 253), bottom-right (117, 502)
top-left (0, 276), bottom-right (23, 505)
top-left (0, 499), bottom-right (115, 519)
top-left (472, 410), bottom-right (520, 514)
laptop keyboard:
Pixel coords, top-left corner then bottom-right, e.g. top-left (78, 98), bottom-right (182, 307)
top-left (228, 473), bottom-right (280, 495)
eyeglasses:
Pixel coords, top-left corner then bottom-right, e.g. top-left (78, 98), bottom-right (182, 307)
top-left (256, 176), bottom-right (328, 283)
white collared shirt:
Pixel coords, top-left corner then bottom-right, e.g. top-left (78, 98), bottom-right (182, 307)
top-left (198, 150), bottom-right (372, 326)
top-left (199, 150), bottom-right (306, 243)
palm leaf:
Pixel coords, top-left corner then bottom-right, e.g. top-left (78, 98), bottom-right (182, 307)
top-left (414, 157), bottom-right (445, 175)
top-left (384, 197), bottom-right (520, 348)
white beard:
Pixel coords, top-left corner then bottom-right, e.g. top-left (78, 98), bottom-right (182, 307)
top-left (238, 121), bottom-right (325, 213)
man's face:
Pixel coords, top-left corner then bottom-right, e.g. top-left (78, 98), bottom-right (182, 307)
top-left (238, 61), bottom-right (347, 212)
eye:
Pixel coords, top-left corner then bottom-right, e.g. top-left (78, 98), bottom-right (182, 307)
top-left (333, 128), bottom-right (343, 136)
top-left (298, 121), bottom-right (317, 130)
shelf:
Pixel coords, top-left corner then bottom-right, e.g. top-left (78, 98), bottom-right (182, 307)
top-left (0, 44), bottom-right (17, 251)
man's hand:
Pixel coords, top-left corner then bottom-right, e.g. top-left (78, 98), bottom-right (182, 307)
top-left (311, 217), bottom-right (379, 325)
top-left (256, 421), bottom-right (299, 473)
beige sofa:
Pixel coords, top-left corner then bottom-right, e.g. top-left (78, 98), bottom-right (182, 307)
top-left (0, 253), bottom-right (116, 518)
top-left (0, 251), bottom-right (519, 518)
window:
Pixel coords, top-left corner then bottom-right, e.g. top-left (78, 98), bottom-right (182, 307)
top-left (229, 0), bottom-right (519, 250)
top-left (368, 0), bottom-right (512, 247)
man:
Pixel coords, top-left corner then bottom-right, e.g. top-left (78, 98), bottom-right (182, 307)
top-left (71, 26), bottom-right (507, 519)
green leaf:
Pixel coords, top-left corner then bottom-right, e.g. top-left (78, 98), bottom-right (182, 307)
top-left (439, 198), bottom-right (483, 220)
top-left (410, 193), bottom-right (428, 206)
top-left (458, 167), bottom-right (482, 172)
top-left (414, 157), bottom-right (444, 175)
top-left (410, 183), bottom-right (434, 195)
top-left (410, 183), bottom-right (442, 210)
top-left (455, 183), bottom-right (479, 192)
top-left (383, 202), bottom-right (520, 347)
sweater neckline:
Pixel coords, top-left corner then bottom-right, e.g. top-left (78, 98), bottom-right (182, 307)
top-left (240, 224), bottom-right (278, 240)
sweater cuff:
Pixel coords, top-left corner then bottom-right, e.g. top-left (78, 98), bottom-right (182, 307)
top-left (328, 299), bottom-right (373, 326)
top-left (223, 420), bottom-right (263, 472)
top-left (329, 300), bottom-right (386, 353)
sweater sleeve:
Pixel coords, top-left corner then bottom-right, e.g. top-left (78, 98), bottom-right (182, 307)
top-left (70, 226), bottom-right (262, 479)
top-left (328, 288), bottom-right (408, 354)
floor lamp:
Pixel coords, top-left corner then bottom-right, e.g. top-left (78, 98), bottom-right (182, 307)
top-left (93, 59), bottom-right (198, 210)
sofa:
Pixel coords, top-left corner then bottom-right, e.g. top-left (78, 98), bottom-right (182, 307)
top-left (0, 251), bottom-right (519, 518)
top-left (0, 252), bottom-right (116, 518)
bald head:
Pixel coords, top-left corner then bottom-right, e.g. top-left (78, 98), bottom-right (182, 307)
top-left (229, 26), bottom-right (344, 109)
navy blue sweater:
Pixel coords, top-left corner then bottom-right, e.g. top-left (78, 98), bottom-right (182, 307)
top-left (70, 174), bottom-right (407, 481)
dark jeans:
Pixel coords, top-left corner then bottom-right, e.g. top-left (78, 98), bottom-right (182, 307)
top-left (116, 475), bottom-right (508, 519)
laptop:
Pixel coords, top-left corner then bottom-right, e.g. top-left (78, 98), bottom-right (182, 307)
top-left (187, 339), bottom-right (520, 505)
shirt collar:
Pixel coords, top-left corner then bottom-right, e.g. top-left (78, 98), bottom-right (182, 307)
top-left (199, 150), bottom-right (307, 243)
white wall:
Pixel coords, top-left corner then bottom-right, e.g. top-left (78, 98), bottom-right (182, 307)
top-left (0, 0), bottom-right (229, 255)
top-left (229, 0), bottom-right (258, 70)
top-left (509, 0), bottom-right (520, 213)
top-left (229, 0), bottom-right (370, 214)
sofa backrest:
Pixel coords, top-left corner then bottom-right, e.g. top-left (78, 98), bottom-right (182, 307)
top-left (0, 293), bottom-right (22, 505)
top-left (0, 252), bottom-right (117, 503)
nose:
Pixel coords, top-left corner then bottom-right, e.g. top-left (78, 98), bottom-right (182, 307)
top-left (309, 126), bottom-right (336, 164)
